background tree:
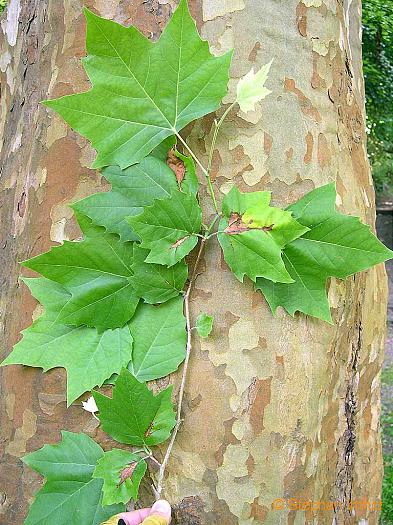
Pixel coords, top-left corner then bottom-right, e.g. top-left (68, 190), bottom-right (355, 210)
top-left (0, 1), bottom-right (389, 524)
top-left (363, 0), bottom-right (393, 194)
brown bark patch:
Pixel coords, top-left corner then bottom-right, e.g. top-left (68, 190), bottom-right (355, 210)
top-left (263, 132), bottom-right (273, 154)
top-left (250, 498), bottom-right (269, 521)
top-left (286, 147), bottom-right (294, 161)
top-left (304, 132), bottom-right (314, 164)
top-left (248, 378), bottom-right (271, 435)
top-left (311, 53), bottom-right (325, 89)
top-left (284, 78), bottom-right (322, 123)
top-left (317, 133), bottom-right (331, 168)
top-left (296, 3), bottom-right (307, 37)
top-left (248, 41), bottom-right (261, 62)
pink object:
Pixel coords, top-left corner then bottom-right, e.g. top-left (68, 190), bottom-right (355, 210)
top-left (118, 500), bottom-right (172, 525)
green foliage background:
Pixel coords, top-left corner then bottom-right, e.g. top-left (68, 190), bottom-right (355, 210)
top-left (363, 0), bottom-right (393, 195)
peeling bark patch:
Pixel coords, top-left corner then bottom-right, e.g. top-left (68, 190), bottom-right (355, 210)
top-left (286, 147), bottom-right (294, 161)
top-left (250, 498), bottom-right (269, 521)
top-left (172, 495), bottom-right (205, 525)
top-left (5, 409), bottom-right (37, 457)
top-left (202, 0), bottom-right (245, 22)
top-left (296, 3), bottom-right (308, 37)
top-left (284, 78), bottom-right (322, 123)
top-left (248, 378), bottom-right (271, 435)
top-left (263, 132), bottom-right (273, 154)
top-left (304, 132), bottom-right (314, 164)
top-left (317, 133), bottom-right (331, 168)
top-left (1, 0), bottom-right (22, 46)
top-left (248, 41), bottom-right (261, 62)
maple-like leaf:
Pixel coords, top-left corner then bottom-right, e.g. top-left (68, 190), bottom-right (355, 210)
top-left (22, 432), bottom-right (123, 524)
top-left (1, 278), bottom-right (133, 405)
top-left (195, 313), bottom-right (213, 338)
top-left (218, 188), bottom-right (307, 283)
top-left (93, 449), bottom-right (147, 506)
top-left (127, 296), bottom-right (186, 382)
top-left (43, 0), bottom-right (232, 169)
top-left (131, 246), bottom-right (188, 304)
top-left (222, 186), bottom-right (271, 217)
top-left (128, 190), bottom-right (202, 266)
top-left (93, 368), bottom-right (176, 446)
top-left (72, 156), bottom-right (179, 242)
top-left (22, 232), bottom-right (139, 329)
top-left (256, 183), bottom-right (393, 322)
top-left (236, 60), bottom-right (272, 113)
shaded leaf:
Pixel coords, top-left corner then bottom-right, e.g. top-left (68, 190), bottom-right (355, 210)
top-left (256, 183), bottom-right (393, 321)
top-left (22, 232), bottom-right (138, 329)
top-left (93, 368), bottom-right (176, 446)
top-left (130, 246), bottom-right (188, 304)
top-left (1, 278), bottom-right (133, 405)
top-left (22, 431), bottom-right (122, 524)
top-left (72, 156), bottom-right (178, 242)
top-left (195, 313), bottom-right (213, 338)
top-left (128, 191), bottom-right (202, 266)
top-left (93, 449), bottom-right (146, 506)
top-left (43, 0), bottom-right (232, 169)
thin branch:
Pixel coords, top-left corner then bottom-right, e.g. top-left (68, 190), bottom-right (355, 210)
top-left (155, 237), bottom-right (206, 497)
top-left (176, 132), bottom-right (219, 213)
top-left (207, 101), bottom-right (237, 175)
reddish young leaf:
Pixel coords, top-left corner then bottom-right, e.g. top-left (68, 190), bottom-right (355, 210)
top-left (167, 149), bottom-right (186, 185)
top-left (118, 462), bottom-right (137, 487)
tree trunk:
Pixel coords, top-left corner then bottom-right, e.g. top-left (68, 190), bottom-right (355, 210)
top-left (0, 1), bottom-right (388, 524)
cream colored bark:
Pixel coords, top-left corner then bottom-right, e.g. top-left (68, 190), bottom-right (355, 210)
top-left (0, 1), bottom-right (387, 524)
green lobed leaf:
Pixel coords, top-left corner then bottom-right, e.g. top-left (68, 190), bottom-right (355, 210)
top-left (128, 190), bottom-right (202, 266)
top-left (127, 296), bottom-right (186, 382)
top-left (43, 0), bottom-right (232, 169)
top-left (218, 188), bottom-right (307, 283)
top-left (256, 183), bottom-right (393, 321)
top-left (195, 313), bottom-right (213, 338)
top-left (22, 232), bottom-right (139, 329)
top-left (221, 186), bottom-right (271, 217)
top-left (130, 246), bottom-right (188, 304)
top-left (1, 278), bottom-right (133, 405)
top-left (93, 449), bottom-right (147, 506)
top-left (72, 156), bottom-right (179, 242)
top-left (22, 431), bottom-right (123, 524)
top-left (242, 204), bottom-right (309, 247)
top-left (93, 368), bottom-right (176, 446)
top-left (236, 60), bottom-right (272, 113)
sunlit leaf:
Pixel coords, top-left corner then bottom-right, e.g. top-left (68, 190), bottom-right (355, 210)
top-left (256, 183), bottom-right (393, 321)
top-left (236, 60), bottom-right (272, 113)
top-left (43, 0), bottom-right (232, 169)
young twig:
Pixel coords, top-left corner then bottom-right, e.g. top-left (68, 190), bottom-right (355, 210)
top-left (155, 236), bottom-right (206, 497)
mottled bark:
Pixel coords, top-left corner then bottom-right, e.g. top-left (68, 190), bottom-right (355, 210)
top-left (0, 1), bottom-right (387, 524)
